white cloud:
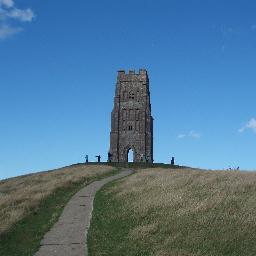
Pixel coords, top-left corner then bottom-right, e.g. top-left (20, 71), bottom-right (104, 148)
top-left (7, 8), bottom-right (34, 22)
top-left (0, 0), bottom-right (34, 39)
top-left (188, 130), bottom-right (201, 138)
top-left (0, 0), bottom-right (14, 8)
top-left (239, 118), bottom-right (256, 133)
top-left (0, 24), bottom-right (22, 39)
top-left (177, 130), bottom-right (201, 139)
top-left (177, 134), bottom-right (186, 139)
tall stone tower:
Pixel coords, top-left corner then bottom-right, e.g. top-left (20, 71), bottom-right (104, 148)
top-left (109, 69), bottom-right (153, 162)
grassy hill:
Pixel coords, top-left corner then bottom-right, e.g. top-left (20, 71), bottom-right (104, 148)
top-left (1, 164), bottom-right (256, 256)
top-left (88, 167), bottom-right (256, 256)
top-left (0, 164), bottom-right (118, 256)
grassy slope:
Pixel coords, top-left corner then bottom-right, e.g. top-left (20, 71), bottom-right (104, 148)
top-left (0, 164), bottom-right (118, 256)
top-left (88, 168), bottom-right (256, 256)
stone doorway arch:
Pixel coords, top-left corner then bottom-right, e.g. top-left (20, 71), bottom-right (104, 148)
top-left (124, 145), bottom-right (136, 162)
top-left (128, 148), bottom-right (134, 162)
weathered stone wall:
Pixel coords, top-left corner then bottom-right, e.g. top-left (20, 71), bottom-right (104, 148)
top-left (109, 69), bottom-right (153, 162)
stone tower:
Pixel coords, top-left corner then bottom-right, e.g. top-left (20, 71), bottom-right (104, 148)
top-left (109, 69), bottom-right (153, 162)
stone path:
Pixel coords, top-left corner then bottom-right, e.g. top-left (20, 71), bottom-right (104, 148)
top-left (35, 169), bottom-right (133, 256)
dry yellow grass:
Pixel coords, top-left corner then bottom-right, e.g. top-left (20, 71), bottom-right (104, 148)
top-left (0, 164), bottom-right (114, 235)
top-left (101, 168), bottom-right (256, 255)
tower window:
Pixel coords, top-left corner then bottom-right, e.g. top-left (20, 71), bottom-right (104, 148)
top-left (128, 125), bottom-right (133, 131)
top-left (129, 91), bottom-right (135, 100)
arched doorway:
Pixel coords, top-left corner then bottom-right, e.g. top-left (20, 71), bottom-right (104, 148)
top-left (127, 148), bottom-right (134, 162)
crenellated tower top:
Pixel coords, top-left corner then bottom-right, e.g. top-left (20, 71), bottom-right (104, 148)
top-left (117, 69), bottom-right (148, 81)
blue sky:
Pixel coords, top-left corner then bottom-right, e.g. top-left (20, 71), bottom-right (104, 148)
top-left (1, 0), bottom-right (256, 179)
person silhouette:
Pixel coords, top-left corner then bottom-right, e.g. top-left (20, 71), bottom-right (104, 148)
top-left (95, 155), bottom-right (101, 163)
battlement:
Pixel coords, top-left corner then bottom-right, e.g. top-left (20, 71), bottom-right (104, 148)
top-left (117, 69), bottom-right (148, 79)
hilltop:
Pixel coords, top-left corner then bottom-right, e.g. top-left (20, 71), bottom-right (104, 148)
top-left (1, 164), bottom-right (256, 256)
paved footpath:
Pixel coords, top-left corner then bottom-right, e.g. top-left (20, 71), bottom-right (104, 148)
top-left (35, 169), bottom-right (133, 256)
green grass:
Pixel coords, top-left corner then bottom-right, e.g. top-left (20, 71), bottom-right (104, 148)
top-left (76, 161), bottom-right (186, 170)
top-left (88, 181), bottom-right (152, 256)
top-left (0, 168), bottom-right (119, 256)
top-left (108, 162), bottom-right (186, 169)
top-left (88, 168), bottom-right (256, 256)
